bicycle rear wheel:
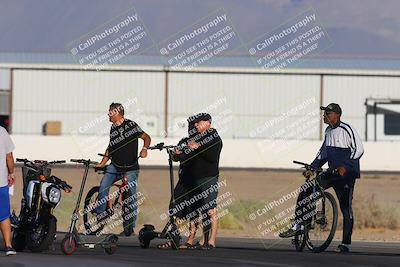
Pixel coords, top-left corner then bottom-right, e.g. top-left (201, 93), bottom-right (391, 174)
top-left (305, 191), bottom-right (338, 253)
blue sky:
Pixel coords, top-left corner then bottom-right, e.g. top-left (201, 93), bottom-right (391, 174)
top-left (0, 0), bottom-right (399, 59)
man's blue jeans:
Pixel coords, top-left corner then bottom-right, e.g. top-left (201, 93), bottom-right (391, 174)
top-left (95, 164), bottom-right (139, 228)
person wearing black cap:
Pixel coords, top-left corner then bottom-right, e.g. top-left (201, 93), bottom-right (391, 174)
top-left (279, 103), bottom-right (364, 253)
top-left (157, 118), bottom-right (199, 249)
top-left (178, 112), bottom-right (223, 250)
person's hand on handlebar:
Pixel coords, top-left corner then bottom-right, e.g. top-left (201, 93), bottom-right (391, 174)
top-left (302, 170), bottom-right (314, 179)
top-left (139, 147), bottom-right (148, 158)
top-left (95, 158), bottom-right (107, 169)
top-left (188, 140), bottom-right (199, 150)
top-left (174, 147), bottom-right (183, 155)
top-left (94, 163), bottom-right (106, 170)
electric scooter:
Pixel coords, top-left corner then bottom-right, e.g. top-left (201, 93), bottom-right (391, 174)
top-left (138, 142), bottom-right (181, 250)
top-left (60, 159), bottom-right (118, 255)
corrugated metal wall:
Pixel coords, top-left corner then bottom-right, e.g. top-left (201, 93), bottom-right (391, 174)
top-left (323, 75), bottom-right (400, 140)
top-left (168, 72), bottom-right (321, 139)
top-left (11, 68), bottom-right (400, 141)
top-left (12, 69), bottom-right (165, 135)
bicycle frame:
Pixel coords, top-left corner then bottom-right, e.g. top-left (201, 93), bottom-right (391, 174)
top-left (105, 174), bottom-right (129, 217)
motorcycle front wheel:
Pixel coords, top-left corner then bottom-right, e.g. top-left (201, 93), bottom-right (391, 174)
top-left (27, 215), bottom-right (57, 252)
top-left (12, 230), bottom-right (27, 252)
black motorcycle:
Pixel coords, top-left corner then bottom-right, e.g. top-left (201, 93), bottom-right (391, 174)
top-left (11, 158), bottom-right (72, 252)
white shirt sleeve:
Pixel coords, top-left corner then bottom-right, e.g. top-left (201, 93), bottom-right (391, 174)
top-left (0, 127), bottom-right (15, 154)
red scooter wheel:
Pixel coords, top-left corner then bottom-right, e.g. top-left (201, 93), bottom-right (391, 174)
top-left (61, 235), bottom-right (77, 255)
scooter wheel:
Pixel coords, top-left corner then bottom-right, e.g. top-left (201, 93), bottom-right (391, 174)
top-left (138, 227), bottom-right (153, 248)
top-left (104, 242), bottom-right (117, 255)
top-left (61, 235), bottom-right (77, 255)
top-left (139, 237), bottom-right (150, 248)
top-left (104, 235), bottom-right (118, 255)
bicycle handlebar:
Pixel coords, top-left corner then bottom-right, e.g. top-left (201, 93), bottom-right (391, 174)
top-left (293, 160), bottom-right (338, 175)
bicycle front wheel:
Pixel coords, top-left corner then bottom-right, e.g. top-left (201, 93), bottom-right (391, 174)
top-left (305, 191), bottom-right (338, 253)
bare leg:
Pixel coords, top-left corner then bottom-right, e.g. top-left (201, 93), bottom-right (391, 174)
top-left (0, 218), bottom-right (12, 248)
top-left (198, 220), bottom-right (205, 245)
top-left (208, 208), bottom-right (218, 247)
top-left (186, 221), bottom-right (197, 245)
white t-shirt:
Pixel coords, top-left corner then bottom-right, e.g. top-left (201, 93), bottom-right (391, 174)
top-left (0, 126), bottom-right (15, 187)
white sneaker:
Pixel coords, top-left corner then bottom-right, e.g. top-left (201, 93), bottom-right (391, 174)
top-left (5, 247), bottom-right (17, 256)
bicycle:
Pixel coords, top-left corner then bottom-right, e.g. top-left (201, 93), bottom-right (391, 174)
top-left (291, 160), bottom-right (338, 253)
top-left (83, 154), bottom-right (139, 237)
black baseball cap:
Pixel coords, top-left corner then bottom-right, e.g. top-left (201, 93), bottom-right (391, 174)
top-left (320, 103), bottom-right (342, 115)
top-left (189, 113), bottom-right (212, 123)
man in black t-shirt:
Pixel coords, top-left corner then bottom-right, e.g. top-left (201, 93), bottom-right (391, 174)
top-left (93, 103), bottom-right (151, 234)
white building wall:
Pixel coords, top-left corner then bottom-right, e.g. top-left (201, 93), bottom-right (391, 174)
top-left (323, 75), bottom-right (400, 140)
top-left (12, 69), bottom-right (165, 136)
top-left (10, 67), bottom-right (400, 142)
top-left (168, 72), bottom-right (321, 139)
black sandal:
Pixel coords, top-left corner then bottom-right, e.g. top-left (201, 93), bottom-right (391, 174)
top-left (157, 241), bottom-right (172, 249)
top-left (198, 243), bottom-right (215, 250)
top-left (179, 242), bottom-right (192, 249)
top-left (187, 241), bottom-right (202, 249)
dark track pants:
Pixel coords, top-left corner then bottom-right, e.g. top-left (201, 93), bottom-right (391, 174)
top-left (295, 174), bottom-right (356, 245)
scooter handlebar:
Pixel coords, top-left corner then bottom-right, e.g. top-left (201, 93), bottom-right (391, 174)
top-left (49, 160), bottom-right (66, 164)
top-left (148, 142), bottom-right (175, 151)
top-left (148, 142), bottom-right (165, 150)
top-left (70, 159), bottom-right (99, 165)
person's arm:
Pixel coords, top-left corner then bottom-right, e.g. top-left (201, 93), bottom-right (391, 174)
top-left (172, 139), bottom-right (188, 162)
top-left (139, 132), bottom-right (151, 158)
top-left (340, 125), bottom-right (364, 177)
top-left (97, 126), bottom-right (114, 168)
top-left (197, 140), bottom-right (222, 164)
top-left (2, 128), bottom-right (16, 186)
top-left (310, 138), bottom-right (328, 169)
top-left (97, 149), bottom-right (109, 168)
top-left (6, 152), bottom-right (15, 186)
top-left (349, 127), bottom-right (364, 160)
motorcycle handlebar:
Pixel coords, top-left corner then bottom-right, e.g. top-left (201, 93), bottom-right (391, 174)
top-left (49, 175), bottom-right (72, 192)
top-left (16, 158), bottom-right (65, 165)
